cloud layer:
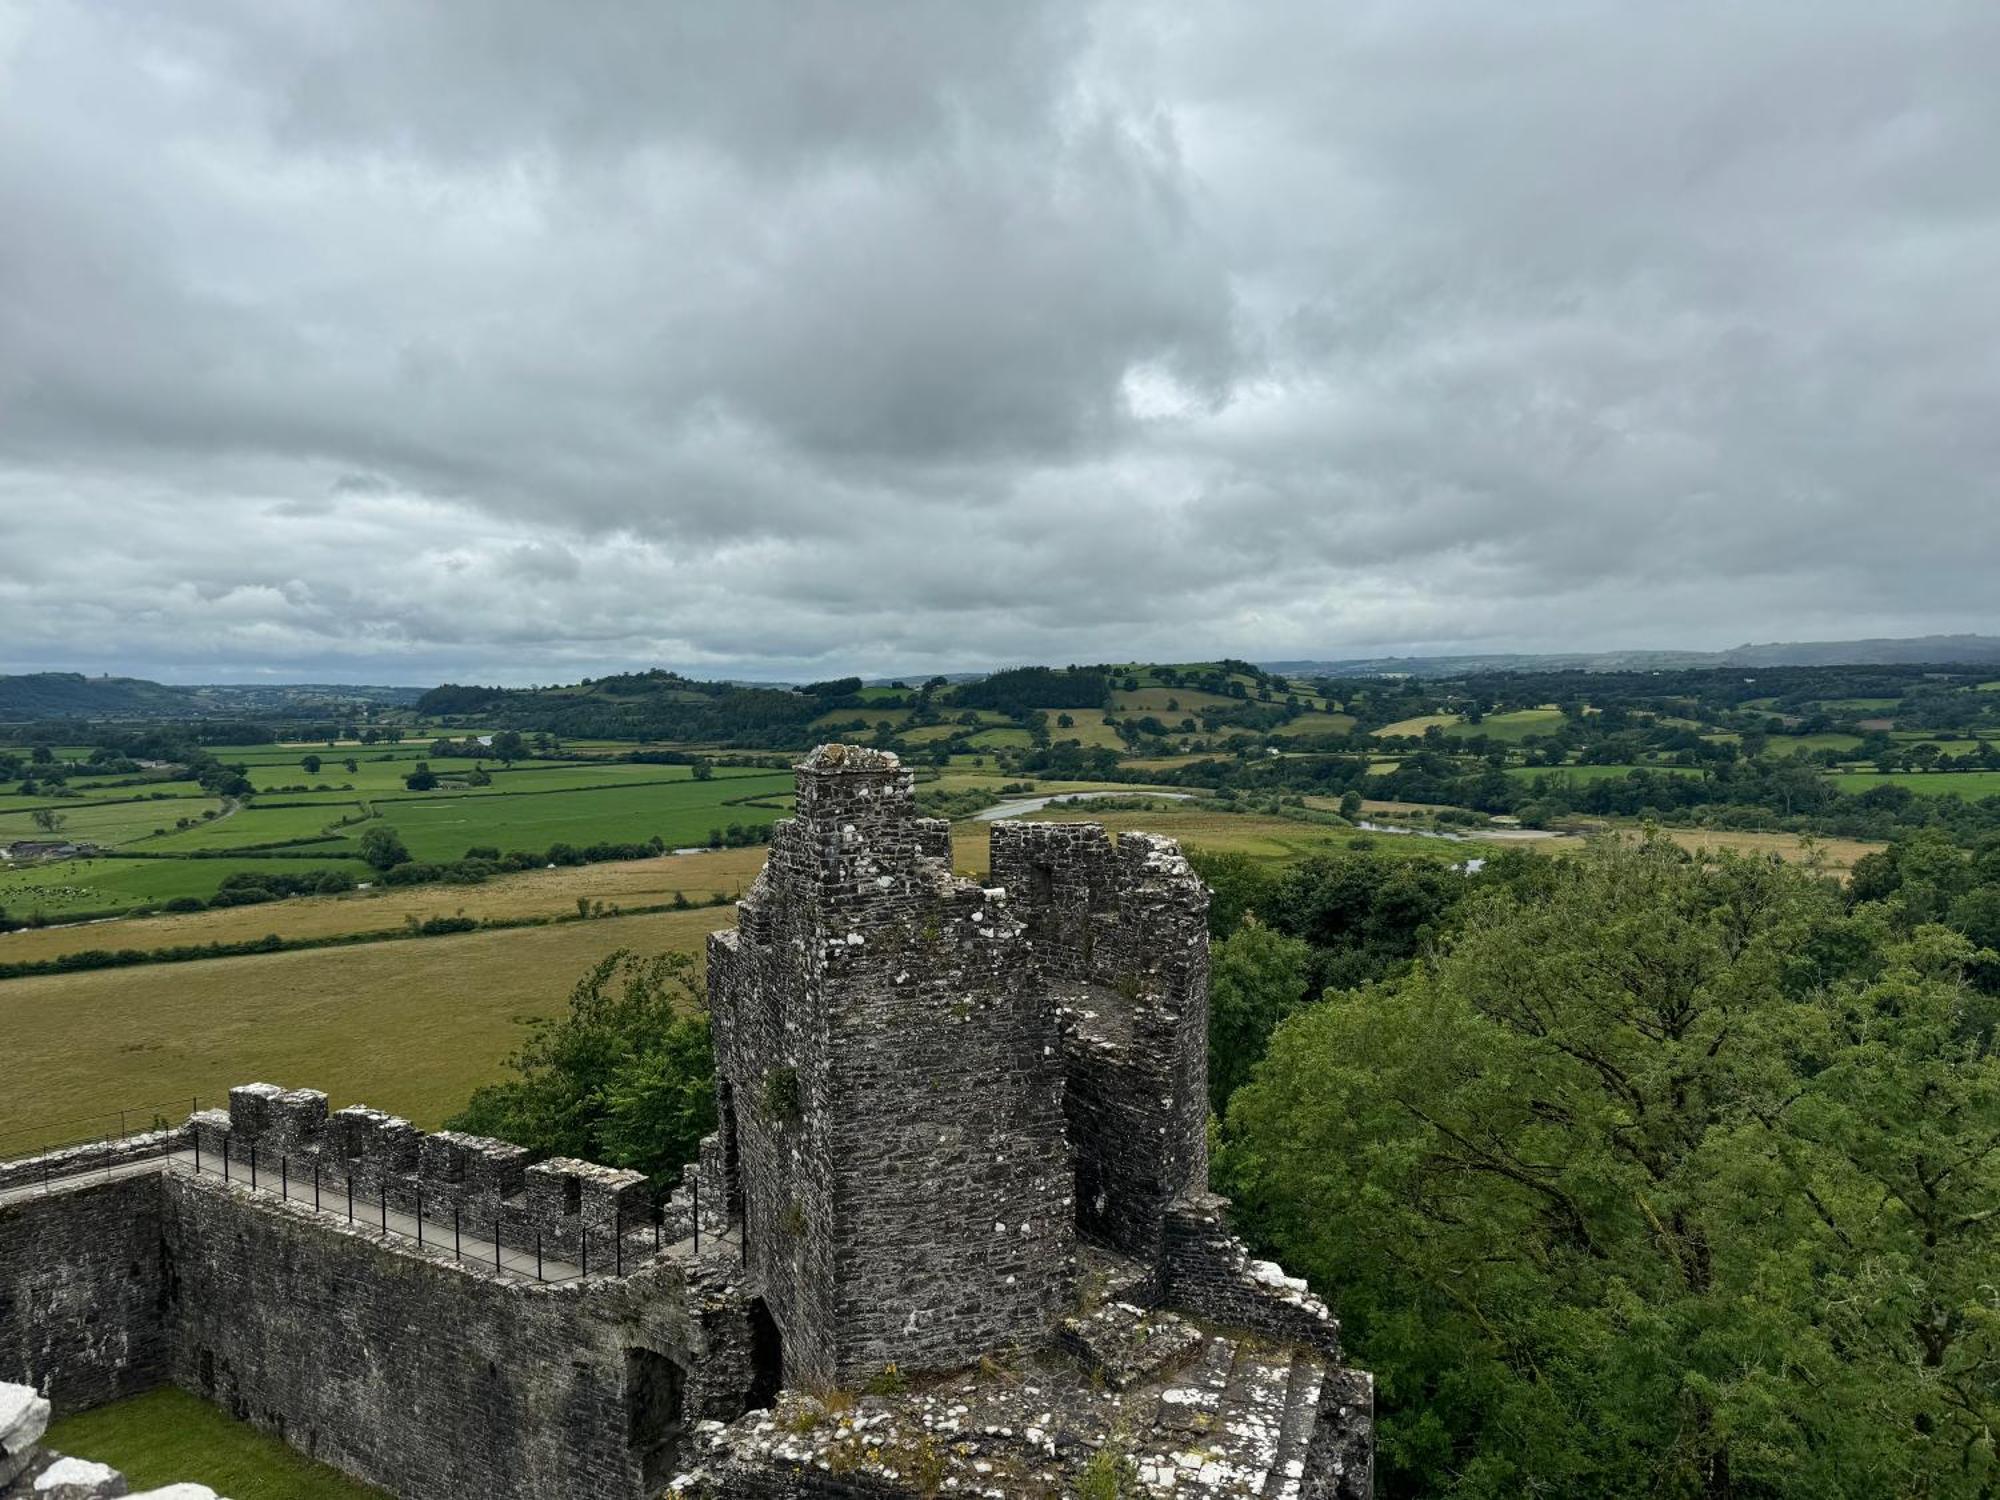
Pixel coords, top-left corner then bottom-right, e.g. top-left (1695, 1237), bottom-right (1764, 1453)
top-left (3, 1), bottom-right (1996, 682)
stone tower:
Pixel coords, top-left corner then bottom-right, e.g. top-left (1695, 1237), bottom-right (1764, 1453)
top-left (706, 745), bottom-right (1076, 1387)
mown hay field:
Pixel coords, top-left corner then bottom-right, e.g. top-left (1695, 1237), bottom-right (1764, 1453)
top-left (0, 904), bottom-right (736, 1148)
top-left (0, 849), bottom-right (770, 966)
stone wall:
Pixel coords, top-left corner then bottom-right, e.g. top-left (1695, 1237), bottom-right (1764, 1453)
top-left (196, 1085), bottom-right (649, 1264)
top-left (1161, 1192), bottom-right (1342, 1362)
top-left (991, 821), bottom-right (1212, 1257)
top-left (160, 1172), bottom-right (756, 1500)
top-left (0, 1173), bottom-right (168, 1417)
top-left (707, 745), bottom-right (1075, 1388)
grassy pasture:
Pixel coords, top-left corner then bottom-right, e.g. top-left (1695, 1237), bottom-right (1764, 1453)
top-left (1769, 733), bottom-right (1864, 756)
top-left (1506, 764), bottom-right (1702, 784)
top-left (0, 849), bottom-right (771, 966)
top-left (1826, 770), bottom-right (2000, 798)
top-left (144, 803), bottom-right (363, 852)
top-left (1046, 714), bottom-right (1129, 751)
top-left (1647, 828), bottom-right (1885, 877)
top-left (1110, 688), bottom-right (1238, 714)
top-left (0, 796), bottom-right (226, 847)
top-left (0, 856), bottom-right (374, 921)
top-left (370, 772), bottom-right (795, 861)
top-left (0, 904), bottom-right (734, 1143)
top-left (1445, 708), bottom-right (1563, 742)
top-left (966, 727), bottom-right (1032, 751)
top-left (1373, 714), bottom-right (1460, 739)
top-left (49, 1388), bottom-right (386, 1500)
top-left (1269, 712), bottom-right (1358, 738)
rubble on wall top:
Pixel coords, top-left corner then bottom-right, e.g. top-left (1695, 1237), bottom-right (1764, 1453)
top-left (798, 743), bottom-right (902, 772)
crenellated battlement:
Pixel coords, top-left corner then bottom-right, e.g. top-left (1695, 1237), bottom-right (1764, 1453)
top-left (192, 1083), bottom-right (650, 1260)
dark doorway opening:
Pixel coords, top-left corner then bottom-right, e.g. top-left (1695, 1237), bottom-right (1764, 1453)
top-left (747, 1298), bottom-right (783, 1409)
top-left (625, 1347), bottom-right (687, 1489)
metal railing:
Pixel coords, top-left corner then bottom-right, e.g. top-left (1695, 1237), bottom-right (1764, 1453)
top-left (1, 1105), bottom-right (744, 1281)
top-left (0, 1095), bottom-right (208, 1162)
top-left (177, 1135), bottom-right (731, 1284)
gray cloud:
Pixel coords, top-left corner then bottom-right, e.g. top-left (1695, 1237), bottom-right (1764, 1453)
top-left (1, 1), bottom-right (1996, 684)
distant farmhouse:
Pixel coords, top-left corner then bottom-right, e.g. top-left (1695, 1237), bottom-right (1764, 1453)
top-left (0, 747), bottom-right (1372, 1499)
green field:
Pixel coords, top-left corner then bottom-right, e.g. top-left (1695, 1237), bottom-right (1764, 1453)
top-left (1827, 770), bottom-right (2000, 798)
top-left (1270, 712), bottom-right (1358, 738)
top-left (1373, 713), bottom-right (1459, 739)
top-left (1445, 708), bottom-right (1564, 742)
top-left (0, 795), bottom-right (226, 846)
top-left (48, 1387), bottom-right (386, 1500)
top-left (1770, 733), bottom-right (1864, 756)
top-left (1506, 764), bottom-right (1702, 784)
top-left (0, 855), bottom-right (375, 919)
top-left (371, 772), bottom-right (794, 860)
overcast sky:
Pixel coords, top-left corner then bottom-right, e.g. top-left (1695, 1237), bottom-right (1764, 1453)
top-left (3, 2), bottom-right (1997, 685)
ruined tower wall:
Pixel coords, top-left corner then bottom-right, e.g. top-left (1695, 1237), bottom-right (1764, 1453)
top-left (990, 822), bottom-right (1211, 1257)
top-left (0, 1172), bottom-right (169, 1417)
top-left (708, 749), bottom-right (1075, 1387)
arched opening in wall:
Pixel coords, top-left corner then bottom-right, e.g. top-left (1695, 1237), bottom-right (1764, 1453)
top-left (562, 1175), bottom-right (582, 1216)
top-left (624, 1347), bottom-right (687, 1490)
top-left (746, 1297), bottom-right (782, 1409)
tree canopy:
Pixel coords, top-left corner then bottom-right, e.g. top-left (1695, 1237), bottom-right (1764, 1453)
top-left (1219, 836), bottom-right (2000, 1498)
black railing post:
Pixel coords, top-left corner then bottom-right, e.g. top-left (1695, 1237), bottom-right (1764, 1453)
top-left (348, 1175), bottom-right (355, 1224)
top-left (314, 1161), bottom-right (321, 1212)
top-left (380, 1183), bottom-right (387, 1233)
top-left (536, 1231), bottom-right (543, 1282)
top-left (616, 1224), bottom-right (622, 1277)
top-left (416, 1189), bottom-right (424, 1247)
top-left (454, 1204), bottom-right (461, 1260)
top-left (494, 1223), bottom-right (501, 1275)
top-left (282, 1156), bottom-right (288, 1202)
top-left (119, 1109), bottom-right (127, 1141)
top-left (250, 1144), bottom-right (258, 1190)
top-left (223, 1136), bottom-right (230, 1182)
top-left (692, 1178), bottom-right (699, 1257)
top-left (194, 1132), bottom-right (201, 1174)
top-left (581, 1227), bottom-right (588, 1279)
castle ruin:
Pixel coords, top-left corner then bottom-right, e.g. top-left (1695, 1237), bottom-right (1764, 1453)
top-left (0, 747), bottom-right (1372, 1498)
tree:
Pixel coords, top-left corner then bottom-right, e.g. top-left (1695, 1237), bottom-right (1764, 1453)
top-left (343, 758), bottom-right (358, 774)
top-left (358, 826), bottom-right (411, 871)
top-left (1207, 917), bottom-right (1312, 1114)
top-left (29, 808), bottom-right (66, 836)
top-left (447, 950), bottom-right (716, 1184)
top-left (691, 760), bottom-right (713, 781)
top-left (301, 753), bottom-right (322, 774)
top-left (403, 762), bottom-right (438, 791)
top-left (1338, 789), bottom-right (1364, 819)
top-left (490, 730), bottom-right (526, 764)
top-left (1220, 836), bottom-right (2000, 1498)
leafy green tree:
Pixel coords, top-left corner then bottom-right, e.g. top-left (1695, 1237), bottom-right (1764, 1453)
top-left (301, 753), bottom-right (321, 774)
top-left (490, 730), bottom-right (526, 764)
top-left (403, 761), bottom-right (438, 791)
top-left (358, 825), bottom-right (410, 871)
top-left (1220, 836), bottom-right (1999, 1498)
top-left (29, 807), bottom-right (66, 835)
top-left (448, 950), bottom-right (715, 1184)
top-left (1207, 916), bottom-right (1312, 1115)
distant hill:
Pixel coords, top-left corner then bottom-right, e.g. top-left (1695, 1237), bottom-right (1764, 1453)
top-left (0, 672), bottom-right (425, 722)
top-left (1267, 634), bottom-right (2000, 679)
